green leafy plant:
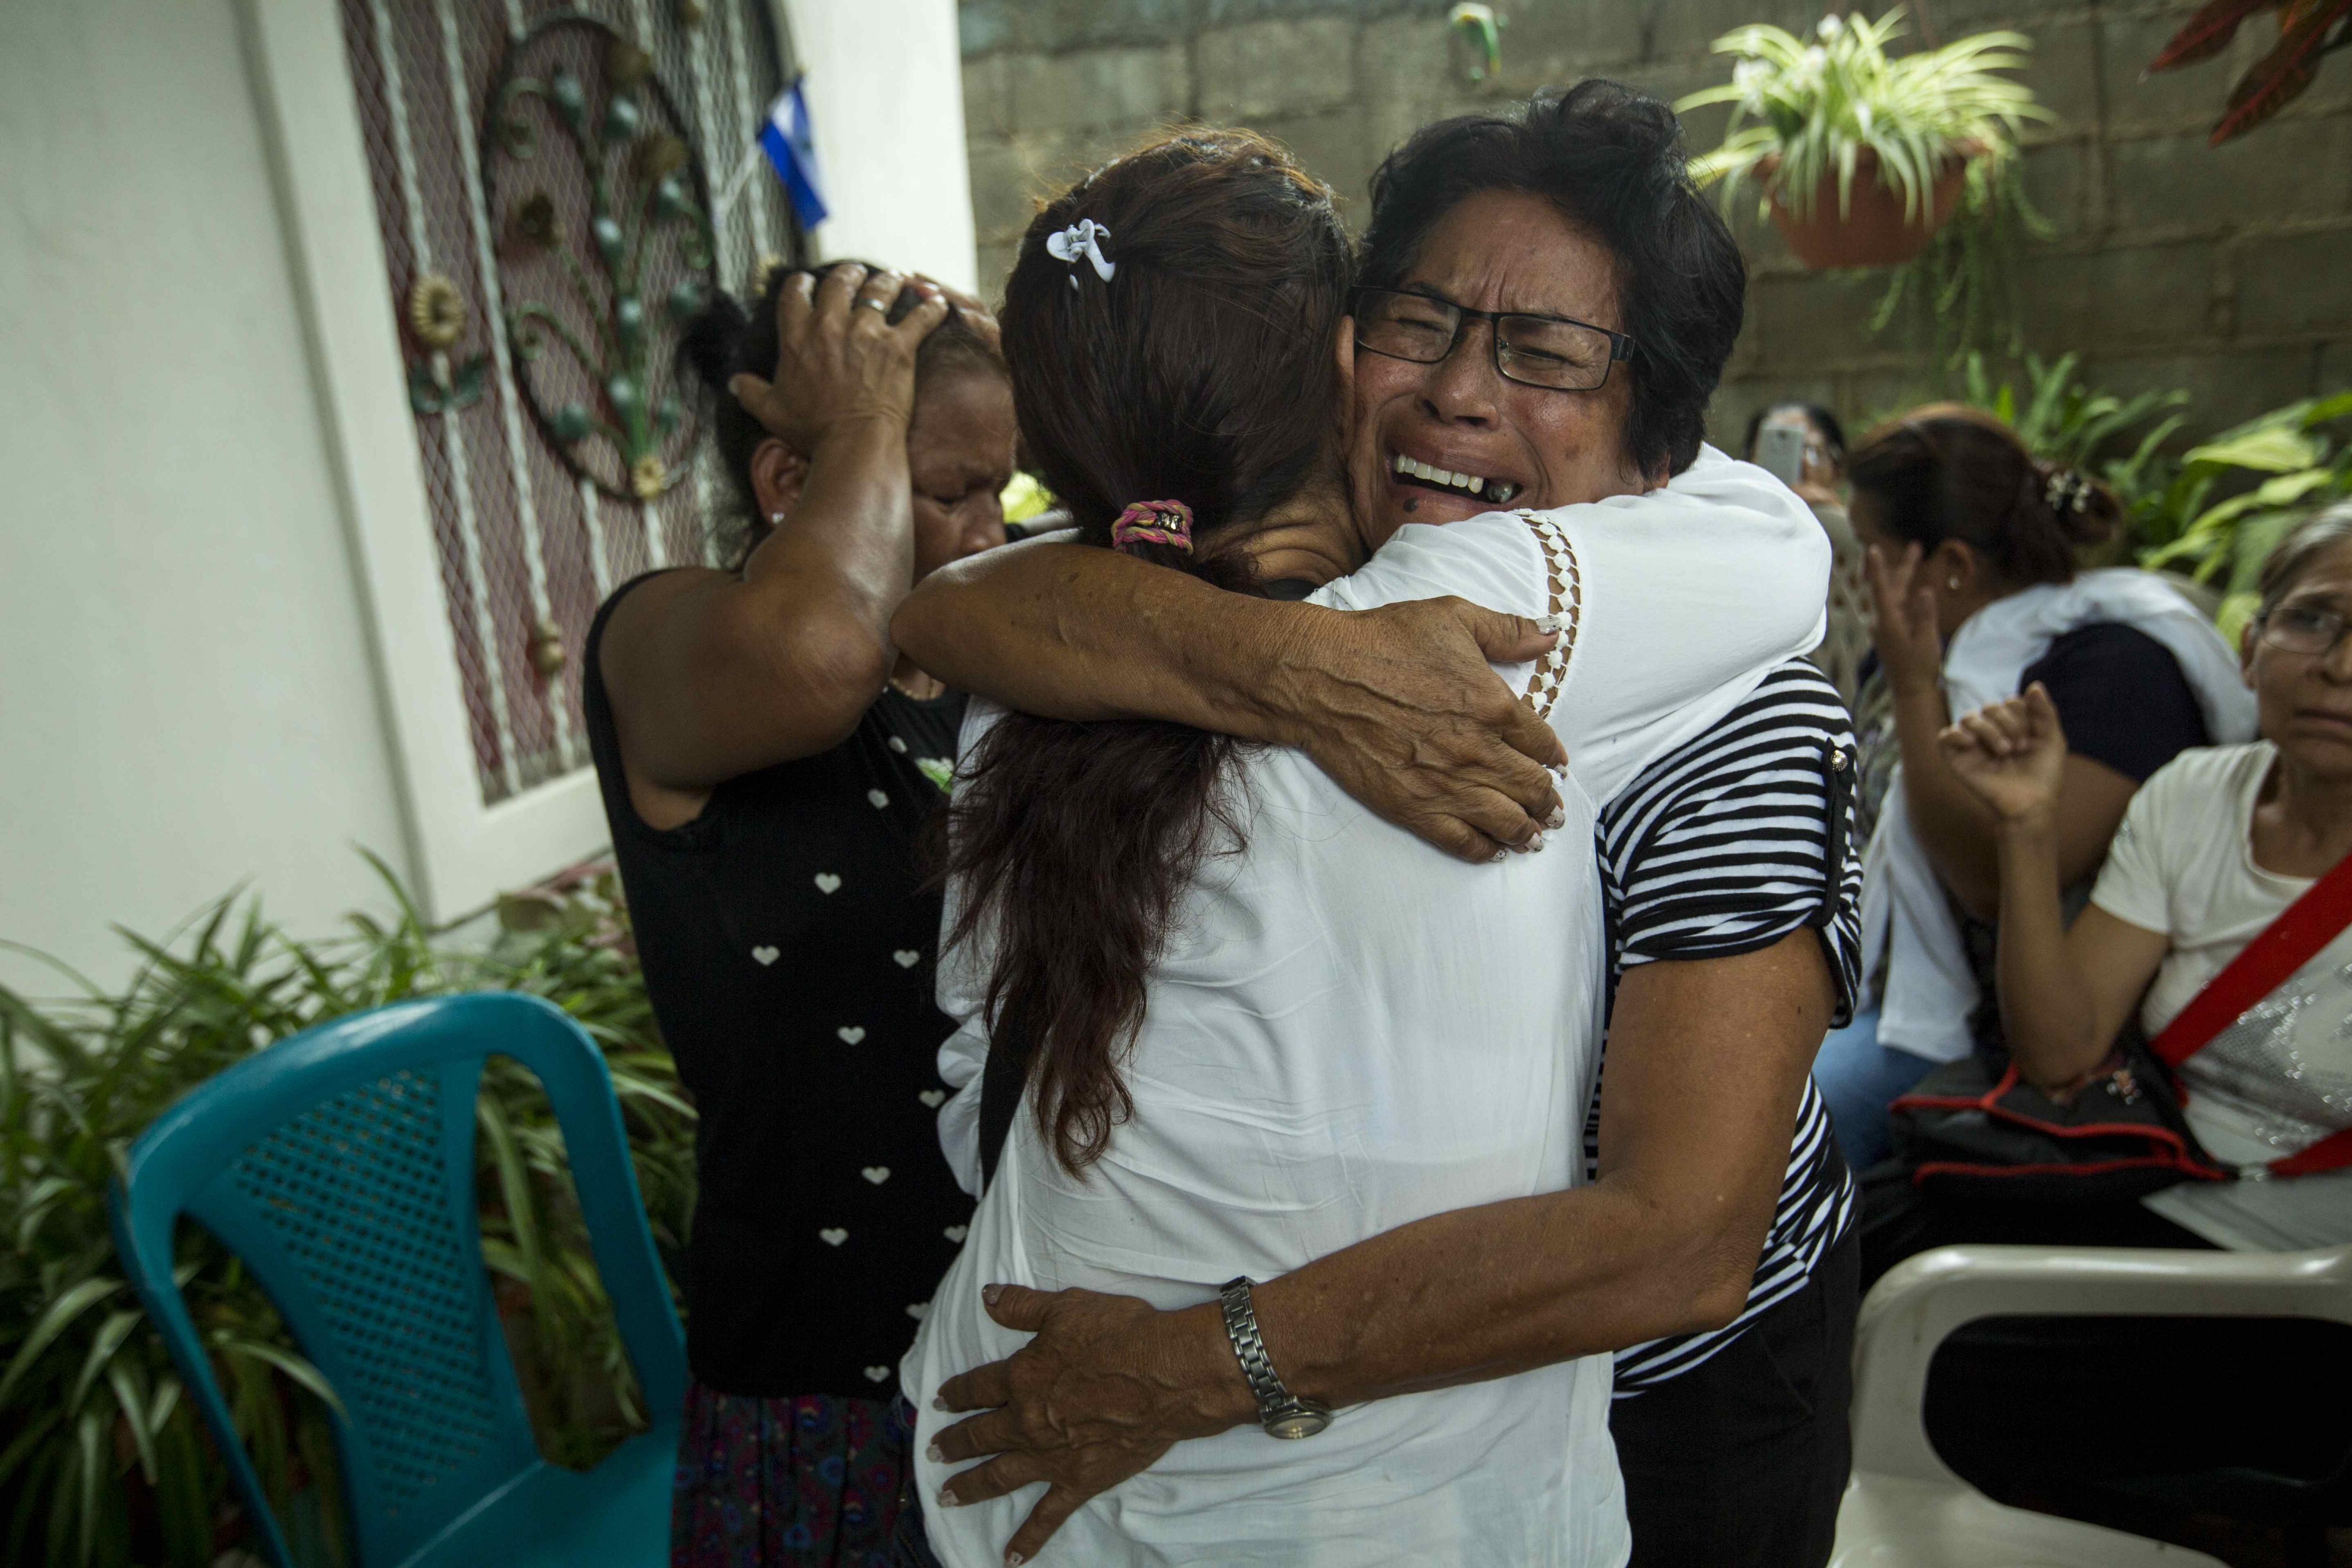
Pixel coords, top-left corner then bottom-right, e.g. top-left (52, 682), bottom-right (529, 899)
top-left (1957, 350), bottom-right (2192, 473)
top-left (1679, 9), bottom-right (2054, 363)
top-left (0, 859), bottom-right (691, 1567)
top-left (2143, 0), bottom-right (2352, 145)
top-left (1680, 9), bottom-right (2049, 223)
top-left (1866, 151), bottom-right (2049, 366)
top-left (2139, 391), bottom-right (2352, 638)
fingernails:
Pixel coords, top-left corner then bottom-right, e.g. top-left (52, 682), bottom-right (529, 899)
top-left (1008, 1555), bottom-right (1026, 1567)
top-left (1545, 804), bottom-right (1567, 830)
top-left (983, 1283), bottom-right (1004, 1306)
top-left (940, 1485), bottom-right (963, 1508)
top-left (928, 1441), bottom-right (944, 1463)
top-left (932, 1394), bottom-right (949, 1411)
top-left (1534, 614), bottom-right (1565, 635)
top-left (1529, 830), bottom-right (1546, 852)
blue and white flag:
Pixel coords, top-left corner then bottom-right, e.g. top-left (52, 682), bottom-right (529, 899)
top-left (758, 79), bottom-right (829, 231)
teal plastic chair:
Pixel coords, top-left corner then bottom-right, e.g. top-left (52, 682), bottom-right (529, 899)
top-left (109, 993), bottom-right (686, 1568)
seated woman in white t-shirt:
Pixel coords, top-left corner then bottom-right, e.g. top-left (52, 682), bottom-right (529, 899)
top-left (1938, 504), bottom-right (2352, 1174)
top-left (1870, 507), bottom-right (2352, 1528)
top-left (894, 132), bottom-right (1829, 1568)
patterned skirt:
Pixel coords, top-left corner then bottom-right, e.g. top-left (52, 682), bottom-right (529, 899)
top-left (670, 1382), bottom-right (914, 1568)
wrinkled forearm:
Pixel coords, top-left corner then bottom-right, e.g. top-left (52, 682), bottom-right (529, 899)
top-left (1160, 935), bottom-right (1826, 1430)
top-left (1240, 1177), bottom-right (1760, 1418)
top-left (892, 539), bottom-right (1317, 743)
top-left (1137, 1177), bottom-right (1767, 1442)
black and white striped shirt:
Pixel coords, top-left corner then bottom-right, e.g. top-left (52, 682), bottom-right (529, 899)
top-left (1592, 659), bottom-right (1864, 1395)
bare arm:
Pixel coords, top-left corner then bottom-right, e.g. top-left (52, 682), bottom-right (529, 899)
top-left (1939, 688), bottom-right (2172, 1089)
top-left (1868, 544), bottom-right (2140, 920)
top-left (930, 930), bottom-right (1834, 1559)
top-left (1244, 927), bottom-right (1829, 1394)
top-left (896, 539), bottom-right (1572, 860)
top-left (598, 266), bottom-right (949, 815)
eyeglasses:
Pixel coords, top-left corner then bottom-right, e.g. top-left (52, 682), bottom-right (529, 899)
top-left (1351, 287), bottom-right (1636, 392)
top-left (2258, 602), bottom-right (2352, 655)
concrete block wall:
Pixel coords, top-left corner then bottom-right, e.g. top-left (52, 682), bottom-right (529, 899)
top-left (957, 0), bottom-right (2352, 451)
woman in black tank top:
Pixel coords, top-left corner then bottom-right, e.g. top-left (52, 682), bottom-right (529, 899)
top-left (588, 260), bottom-right (1013, 1567)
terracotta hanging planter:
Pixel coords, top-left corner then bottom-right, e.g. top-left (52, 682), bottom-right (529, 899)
top-left (1759, 143), bottom-right (1977, 270)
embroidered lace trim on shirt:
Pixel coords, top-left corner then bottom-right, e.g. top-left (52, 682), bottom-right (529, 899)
top-left (1515, 509), bottom-right (1580, 720)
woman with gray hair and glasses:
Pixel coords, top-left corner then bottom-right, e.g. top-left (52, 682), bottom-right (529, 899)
top-left (1931, 501), bottom-right (2352, 1230)
top-left (897, 81), bottom-right (1866, 1568)
top-left (1863, 504), bottom-right (2352, 1521)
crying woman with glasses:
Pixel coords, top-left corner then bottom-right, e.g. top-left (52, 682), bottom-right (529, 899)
top-left (885, 82), bottom-right (1869, 1568)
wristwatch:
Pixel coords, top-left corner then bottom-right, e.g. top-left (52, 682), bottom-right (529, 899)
top-left (1217, 1276), bottom-right (1333, 1439)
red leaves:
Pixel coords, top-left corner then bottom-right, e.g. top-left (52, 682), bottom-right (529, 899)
top-left (2210, 0), bottom-right (2351, 141)
top-left (2141, 0), bottom-right (2352, 143)
top-left (2145, 0), bottom-right (2278, 74)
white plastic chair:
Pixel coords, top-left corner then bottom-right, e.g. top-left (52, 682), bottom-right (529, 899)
top-left (1832, 1241), bottom-right (2352, 1566)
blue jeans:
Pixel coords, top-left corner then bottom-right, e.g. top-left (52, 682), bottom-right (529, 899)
top-left (1812, 1009), bottom-right (1940, 1172)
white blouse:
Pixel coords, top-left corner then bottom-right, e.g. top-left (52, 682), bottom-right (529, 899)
top-left (2091, 740), bottom-right (2352, 1168)
top-left (902, 447), bottom-right (1830, 1568)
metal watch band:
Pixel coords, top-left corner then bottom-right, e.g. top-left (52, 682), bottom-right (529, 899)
top-left (1217, 1276), bottom-right (1333, 1439)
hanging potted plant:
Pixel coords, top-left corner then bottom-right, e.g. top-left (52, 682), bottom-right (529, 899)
top-left (1678, 10), bottom-right (2050, 269)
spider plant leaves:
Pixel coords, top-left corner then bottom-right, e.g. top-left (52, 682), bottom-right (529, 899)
top-left (2210, 0), bottom-right (2351, 141)
top-left (208, 1331), bottom-right (348, 1425)
top-left (0, 1276), bottom-right (123, 1408)
top-left (65, 1309), bottom-right (143, 1415)
top-left (2147, 0), bottom-right (2280, 74)
top-left (1, 863), bottom-right (688, 1566)
top-left (103, 1359), bottom-right (158, 1485)
top-left (72, 1408), bottom-right (104, 1564)
top-left (1677, 11), bottom-right (2050, 225)
top-left (0, 1406), bottom-right (61, 1493)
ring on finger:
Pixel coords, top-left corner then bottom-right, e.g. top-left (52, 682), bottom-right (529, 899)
top-left (856, 296), bottom-right (890, 314)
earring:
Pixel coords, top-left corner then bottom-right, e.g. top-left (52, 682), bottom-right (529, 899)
top-left (1947, 575), bottom-right (1961, 590)
top-left (770, 511), bottom-right (786, 524)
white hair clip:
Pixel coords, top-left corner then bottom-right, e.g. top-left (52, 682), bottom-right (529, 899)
top-left (1046, 219), bottom-right (1115, 291)
top-left (2045, 469), bottom-right (2091, 515)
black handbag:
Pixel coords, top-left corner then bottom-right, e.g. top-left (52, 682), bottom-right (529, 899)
top-left (1886, 1035), bottom-right (2225, 1203)
top-left (1889, 843), bottom-right (2352, 1202)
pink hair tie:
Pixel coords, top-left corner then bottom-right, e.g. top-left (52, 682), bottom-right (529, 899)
top-left (1111, 500), bottom-right (1194, 554)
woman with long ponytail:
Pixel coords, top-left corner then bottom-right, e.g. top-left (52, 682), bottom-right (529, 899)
top-left (898, 126), bottom-right (1839, 1568)
top-left (1816, 406), bottom-right (2258, 1171)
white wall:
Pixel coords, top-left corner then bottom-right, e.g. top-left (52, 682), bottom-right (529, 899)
top-left (0, 0), bottom-right (978, 997)
top-left (0, 0), bottom-right (414, 995)
top-left (784, 0), bottom-right (979, 291)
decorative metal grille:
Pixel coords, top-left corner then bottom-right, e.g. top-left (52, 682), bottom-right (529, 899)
top-left (339, 0), bottom-right (804, 803)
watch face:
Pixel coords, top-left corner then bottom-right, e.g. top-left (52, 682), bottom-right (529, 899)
top-left (1265, 1409), bottom-right (1332, 1440)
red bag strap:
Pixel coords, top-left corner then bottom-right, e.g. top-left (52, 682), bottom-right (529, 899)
top-left (2271, 1125), bottom-right (2352, 1178)
top-left (2150, 847), bottom-right (2352, 1068)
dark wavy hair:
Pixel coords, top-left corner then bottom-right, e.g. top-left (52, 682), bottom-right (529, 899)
top-left (1847, 405), bottom-right (2120, 588)
top-left (1358, 79), bottom-right (1746, 479)
top-left (943, 130), bottom-right (1354, 1176)
top-left (675, 259), bottom-right (1003, 568)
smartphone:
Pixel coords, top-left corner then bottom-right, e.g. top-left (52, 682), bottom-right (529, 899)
top-left (1755, 423), bottom-right (1808, 488)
